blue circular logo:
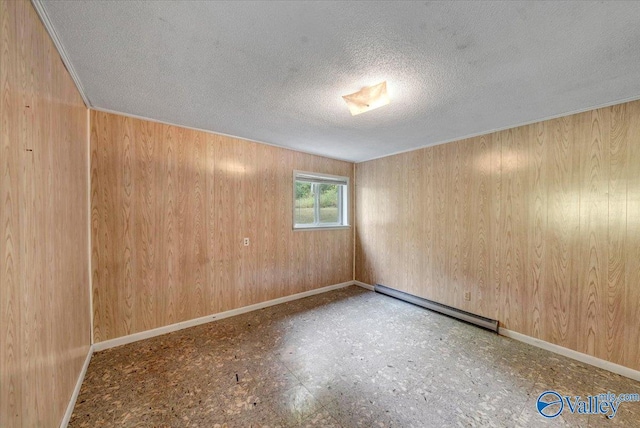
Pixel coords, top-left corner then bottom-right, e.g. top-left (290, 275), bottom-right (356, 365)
top-left (537, 390), bottom-right (564, 418)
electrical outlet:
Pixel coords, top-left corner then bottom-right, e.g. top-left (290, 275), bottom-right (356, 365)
top-left (243, 237), bottom-right (250, 246)
top-left (464, 291), bottom-right (471, 301)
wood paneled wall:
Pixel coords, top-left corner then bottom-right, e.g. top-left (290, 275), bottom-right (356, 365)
top-left (356, 100), bottom-right (640, 371)
top-left (90, 111), bottom-right (354, 342)
top-left (1, 0), bottom-right (91, 426)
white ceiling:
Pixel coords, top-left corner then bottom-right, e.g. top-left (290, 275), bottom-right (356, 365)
top-left (40, 1), bottom-right (640, 162)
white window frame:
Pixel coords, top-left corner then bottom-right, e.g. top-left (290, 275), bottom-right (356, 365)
top-left (293, 170), bottom-right (350, 230)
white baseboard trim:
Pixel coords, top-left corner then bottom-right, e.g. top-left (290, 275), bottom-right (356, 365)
top-left (354, 280), bottom-right (375, 291)
top-left (94, 281), bottom-right (355, 352)
top-left (60, 345), bottom-right (94, 428)
top-left (500, 328), bottom-right (640, 382)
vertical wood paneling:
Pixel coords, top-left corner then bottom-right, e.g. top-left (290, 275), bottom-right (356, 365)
top-left (577, 108), bottom-right (607, 359)
top-left (120, 116), bottom-right (135, 335)
top-left (276, 147), bottom-right (292, 298)
top-left (191, 130), bottom-right (206, 318)
top-left (243, 139), bottom-right (258, 304)
top-left (134, 120), bottom-right (156, 332)
top-left (388, 154), bottom-right (402, 289)
top-left (420, 147), bottom-right (433, 299)
top-left (458, 139), bottom-right (472, 313)
top-left (405, 150), bottom-right (422, 297)
top-left (526, 122), bottom-right (547, 340)
top-left (470, 134), bottom-right (492, 317)
top-left (499, 128), bottom-right (526, 333)
top-left (1, 1), bottom-right (22, 423)
top-left (446, 141), bottom-right (461, 308)
top-left (626, 101), bottom-right (640, 371)
top-left (608, 104), bottom-right (628, 365)
top-left (255, 144), bottom-right (271, 301)
top-left (176, 127), bottom-right (191, 322)
top-left (205, 134), bottom-right (217, 311)
top-left (432, 145), bottom-right (447, 303)
top-left (489, 132), bottom-right (502, 321)
top-left (91, 111), bottom-right (353, 342)
top-left (1, 0), bottom-right (90, 426)
top-left (355, 99), bottom-right (640, 372)
top-left (355, 162), bottom-right (370, 283)
top-left (399, 153), bottom-right (411, 292)
top-left (163, 124), bottom-right (178, 324)
top-left (90, 115), bottom-right (103, 340)
top-left (545, 116), bottom-right (579, 350)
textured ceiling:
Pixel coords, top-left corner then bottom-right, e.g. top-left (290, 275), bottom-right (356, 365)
top-left (41, 1), bottom-right (640, 162)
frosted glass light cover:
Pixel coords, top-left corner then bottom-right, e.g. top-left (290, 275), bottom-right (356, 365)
top-left (342, 81), bottom-right (390, 116)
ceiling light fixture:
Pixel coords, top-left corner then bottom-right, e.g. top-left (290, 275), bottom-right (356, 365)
top-left (342, 81), bottom-right (390, 116)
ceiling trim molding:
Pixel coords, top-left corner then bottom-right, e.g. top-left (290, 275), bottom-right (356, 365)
top-left (90, 106), bottom-right (355, 164)
top-left (357, 94), bottom-right (640, 164)
top-left (31, 0), bottom-right (91, 108)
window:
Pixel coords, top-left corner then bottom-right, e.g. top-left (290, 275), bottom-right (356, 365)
top-left (293, 171), bottom-right (349, 229)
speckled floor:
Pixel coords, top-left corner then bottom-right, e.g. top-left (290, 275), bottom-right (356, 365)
top-left (71, 286), bottom-right (640, 427)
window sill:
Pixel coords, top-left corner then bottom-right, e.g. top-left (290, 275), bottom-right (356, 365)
top-left (293, 225), bottom-right (351, 231)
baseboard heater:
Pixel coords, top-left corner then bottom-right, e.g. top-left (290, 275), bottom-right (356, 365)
top-left (374, 284), bottom-right (499, 333)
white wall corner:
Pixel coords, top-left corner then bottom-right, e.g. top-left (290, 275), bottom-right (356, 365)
top-left (354, 280), bottom-right (375, 291)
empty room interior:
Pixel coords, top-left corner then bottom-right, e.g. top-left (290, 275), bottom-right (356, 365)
top-left (3, 0), bottom-right (640, 427)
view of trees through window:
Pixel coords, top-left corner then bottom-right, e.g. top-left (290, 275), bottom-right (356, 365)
top-left (295, 181), bottom-right (340, 225)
